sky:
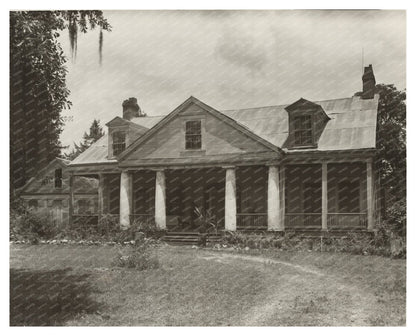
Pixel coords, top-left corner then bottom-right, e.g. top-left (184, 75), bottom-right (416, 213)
top-left (59, 10), bottom-right (406, 151)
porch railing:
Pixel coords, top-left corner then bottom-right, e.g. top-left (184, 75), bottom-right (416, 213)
top-left (237, 213), bottom-right (267, 230)
top-left (327, 213), bottom-right (367, 229)
top-left (285, 213), bottom-right (322, 229)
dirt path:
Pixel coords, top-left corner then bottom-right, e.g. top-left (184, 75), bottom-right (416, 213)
top-left (198, 251), bottom-right (379, 326)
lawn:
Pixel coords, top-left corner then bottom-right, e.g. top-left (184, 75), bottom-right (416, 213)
top-left (10, 243), bottom-right (406, 326)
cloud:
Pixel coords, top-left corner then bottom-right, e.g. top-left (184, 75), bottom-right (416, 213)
top-left (215, 29), bottom-right (269, 73)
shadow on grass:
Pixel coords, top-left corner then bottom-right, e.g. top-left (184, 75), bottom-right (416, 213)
top-left (10, 268), bottom-right (101, 326)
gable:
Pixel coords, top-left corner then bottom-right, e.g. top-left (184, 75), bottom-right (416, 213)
top-left (119, 99), bottom-right (280, 167)
top-left (21, 159), bottom-right (69, 195)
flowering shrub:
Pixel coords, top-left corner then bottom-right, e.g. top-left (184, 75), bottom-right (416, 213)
top-left (113, 234), bottom-right (160, 270)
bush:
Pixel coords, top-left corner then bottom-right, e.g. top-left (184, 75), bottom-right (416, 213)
top-left (113, 235), bottom-right (160, 270)
top-left (386, 199), bottom-right (406, 236)
top-left (10, 208), bottom-right (58, 242)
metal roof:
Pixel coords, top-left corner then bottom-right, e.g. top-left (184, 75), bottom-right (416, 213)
top-left (69, 95), bottom-right (378, 166)
top-left (222, 95), bottom-right (379, 151)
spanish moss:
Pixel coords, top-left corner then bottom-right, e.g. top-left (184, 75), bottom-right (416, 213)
top-left (68, 18), bottom-right (78, 62)
top-left (99, 28), bottom-right (103, 66)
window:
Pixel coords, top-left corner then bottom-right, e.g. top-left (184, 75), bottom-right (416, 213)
top-left (185, 120), bottom-right (202, 149)
top-left (112, 131), bottom-right (126, 156)
top-left (54, 168), bottom-right (62, 188)
top-left (294, 115), bottom-right (313, 146)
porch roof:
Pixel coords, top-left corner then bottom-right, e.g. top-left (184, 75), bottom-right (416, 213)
top-left (69, 94), bottom-right (378, 166)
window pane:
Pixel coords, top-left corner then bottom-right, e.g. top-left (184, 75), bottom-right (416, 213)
top-left (185, 120), bottom-right (202, 149)
top-left (112, 131), bottom-right (126, 155)
top-left (186, 120), bottom-right (201, 135)
top-left (186, 135), bottom-right (201, 149)
top-left (293, 116), bottom-right (312, 146)
top-left (113, 143), bottom-right (126, 156)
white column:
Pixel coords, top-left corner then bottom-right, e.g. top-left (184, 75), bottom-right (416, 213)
top-left (322, 162), bottom-right (328, 231)
top-left (155, 170), bottom-right (166, 230)
top-left (225, 167), bottom-right (237, 231)
top-left (267, 165), bottom-right (282, 231)
top-left (120, 171), bottom-right (132, 230)
top-left (367, 160), bottom-right (374, 231)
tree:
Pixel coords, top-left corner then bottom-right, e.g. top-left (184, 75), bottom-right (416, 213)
top-left (64, 119), bottom-right (105, 160)
top-left (10, 11), bottom-right (111, 193)
top-left (375, 84), bottom-right (406, 233)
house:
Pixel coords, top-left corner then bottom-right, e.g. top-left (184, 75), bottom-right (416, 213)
top-left (20, 157), bottom-right (99, 227)
top-left (67, 65), bottom-right (381, 233)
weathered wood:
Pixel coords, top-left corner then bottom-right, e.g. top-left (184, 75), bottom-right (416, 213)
top-left (225, 167), bottom-right (237, 231)
top-left (98, 173), bottom-right (104, 222)
top-left (367, 160), bottom-right (374, 231)
top-left (322, 162), bottom-right (328, 230)
top-left (280, 166), bottom-right (286, 230)
top-left (68, 174), bottom-right (74, 227)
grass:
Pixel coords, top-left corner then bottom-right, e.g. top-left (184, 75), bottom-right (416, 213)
top-left (10, 244), bottom-right (406, 326)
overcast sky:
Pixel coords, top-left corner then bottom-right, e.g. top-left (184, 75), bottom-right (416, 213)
top-left (59, 10), bottom-right (406, 150)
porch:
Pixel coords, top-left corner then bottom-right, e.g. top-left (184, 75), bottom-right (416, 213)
top-left (68, 160), bottom-right (376, 233)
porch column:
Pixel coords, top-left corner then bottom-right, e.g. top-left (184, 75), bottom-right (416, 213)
top-left (322, 162), bottom-right (328, 231)
top-left (267, 165), bottom-right (282, 231)
top-left (120, 171), bottom-right (133, 230)
top-left (367, 160), bottom-right (374, 231)
top-left (98, 173), bottom-right (104, 222)
top-left (155, 170), bottom-right (166, 230)
top-left (68, 173), bottom-right (74, 227)
top-left (224, 167), bottom-right (237, 231)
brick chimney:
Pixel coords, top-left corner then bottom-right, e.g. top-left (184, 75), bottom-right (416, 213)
top-left (122, 97), bottom-right (141, 120)
top-left (361, 64), bottom-right (376, 99)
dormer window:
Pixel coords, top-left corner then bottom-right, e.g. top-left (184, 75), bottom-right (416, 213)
top-left (285, 98), bottom-right (330, 149)
top-left (112, 131), bottom-right (126, 156)
top-left (294, 115), bottom-right (313, 146)
top-left (185, 120), bottom-right (202, 150)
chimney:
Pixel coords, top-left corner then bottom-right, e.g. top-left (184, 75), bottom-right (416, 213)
top-left (361, 64), bottom-right (376, 99)
top-left (122, 97), bottom-right (141, 120)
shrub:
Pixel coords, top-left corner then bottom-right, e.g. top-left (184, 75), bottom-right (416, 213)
top-left (131, 218), bottom-right (165, 239)
top-left (10, 208), bottom-right (58, 242)
top-left (97, 214), bottom-right (119, 237)
top-left (113, 235), bottom-right (160, 270)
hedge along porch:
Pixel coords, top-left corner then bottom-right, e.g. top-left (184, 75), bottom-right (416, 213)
top-left (67, 65), bottom-right (381, 233)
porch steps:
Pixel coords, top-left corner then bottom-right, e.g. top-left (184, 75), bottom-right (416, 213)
top-left (162, 231), bottom-right (222, 245)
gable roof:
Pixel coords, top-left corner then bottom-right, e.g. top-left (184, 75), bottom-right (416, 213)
top-left (20, 158), bottom-right (69, 193)
top-left (118, 96), bottom-right (284, 161)
top-left (69, 94), bottom-right (379, 166)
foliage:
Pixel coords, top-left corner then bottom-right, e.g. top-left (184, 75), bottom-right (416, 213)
top-left (10, 11), bottom-right (111, 192)
top-left (10, 207), bottom-right (58, 243)
top-left (221, 231), bottom-right (405, 258)
top-left (375, 84), bottom-right (406, 234)
top-left (194, 206), bottom-right (219, 234)
top-left (113, 235), bottom-right (160, 270)
top-left (64, 119), bottom-right (105, 160)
